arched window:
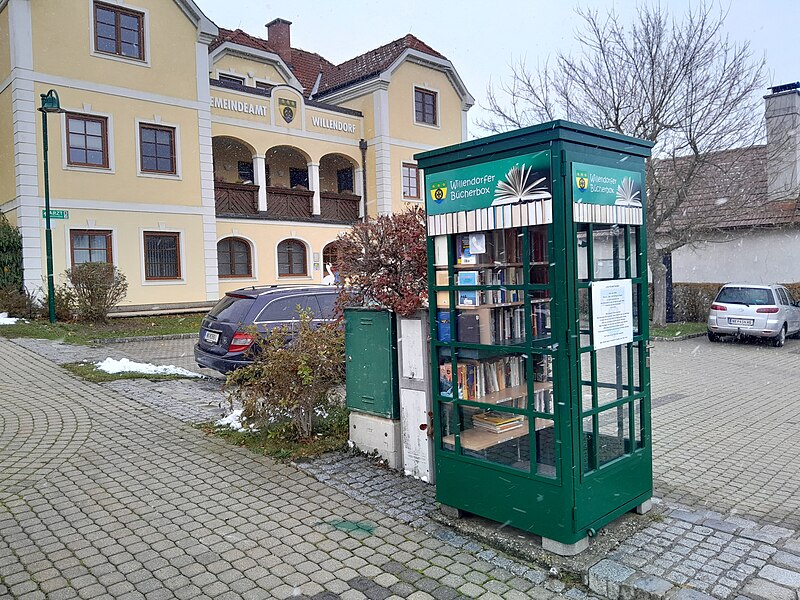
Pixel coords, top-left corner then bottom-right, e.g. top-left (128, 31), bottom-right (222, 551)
top-left (217, 237), bottom-right (252, 278)
top-left (322, 241), bottom-right (344, 273)
top-left (277, 239), bottom-right (307, 276)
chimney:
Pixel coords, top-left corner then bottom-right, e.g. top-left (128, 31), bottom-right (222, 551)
top-left (765, 82), bottom-right (800, 201)
top-left (266, 18), bottom-right (292, 65)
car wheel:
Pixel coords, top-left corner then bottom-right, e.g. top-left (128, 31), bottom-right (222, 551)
top-left (773, 325), bottom-right (787, 348)
top-left (707, 331), bottom-right (720, 342)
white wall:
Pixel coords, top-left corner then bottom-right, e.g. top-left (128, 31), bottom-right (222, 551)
top-left (672, 227), bottom-right (800, 284)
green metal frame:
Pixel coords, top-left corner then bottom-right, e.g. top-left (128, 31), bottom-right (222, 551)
top-left (416, 121), bottom-right (653, 545)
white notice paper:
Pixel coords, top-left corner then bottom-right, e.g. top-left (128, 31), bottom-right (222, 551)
top-left (468, 233), bottom-right (486, 255)
top-left (591, 279), bottom-right (633, 350)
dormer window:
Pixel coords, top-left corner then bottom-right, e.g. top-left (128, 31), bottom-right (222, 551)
top-left (94, 2), bottom-right (144, 61)
top-left (414, 87), bottom-right (437, 126)
top-left (219, 74), bottom-right (245, 86)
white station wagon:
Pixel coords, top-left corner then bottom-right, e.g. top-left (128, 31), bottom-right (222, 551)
top-left (707, 283), bottom-right (800, 347)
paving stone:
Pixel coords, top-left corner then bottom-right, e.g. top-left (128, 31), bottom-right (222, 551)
top-left (740, 578), bottom-right (797, 600)
top-left (758, 565), bottom-right (800, 588)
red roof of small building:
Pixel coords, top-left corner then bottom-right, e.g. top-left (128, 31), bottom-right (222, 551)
top-left (210, 28), bottom-right (446, 99)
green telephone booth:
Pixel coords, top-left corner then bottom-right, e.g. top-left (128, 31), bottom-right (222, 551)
top-left (415, 120), bottom-right (654, 554)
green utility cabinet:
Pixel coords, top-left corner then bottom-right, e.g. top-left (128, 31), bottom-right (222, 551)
top-left (344, 308), bottom-right (400, 419)
top-left (415, 120), bottom-right (654, 553)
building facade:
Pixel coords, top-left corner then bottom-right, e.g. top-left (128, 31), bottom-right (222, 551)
top-left (0, 0), bottom-right (473, 310)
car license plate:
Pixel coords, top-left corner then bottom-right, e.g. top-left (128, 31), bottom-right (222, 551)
top-left (204, 330), bottom-right (220, 343)
top-left (728, 318), bottom-right (753, 326)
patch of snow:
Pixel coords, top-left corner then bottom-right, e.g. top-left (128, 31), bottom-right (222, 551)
top-left (0, 312), bottom-right (21, 325)
top-left (215, 408), bottom-right (259, 432)
top-left (94, 357), bottom-right (202, 378)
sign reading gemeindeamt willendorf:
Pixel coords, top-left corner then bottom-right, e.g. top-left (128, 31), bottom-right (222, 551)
top-left (426, 151), bottom-right (552, 235)
top-left (571, 161), bottom-right (644, 225)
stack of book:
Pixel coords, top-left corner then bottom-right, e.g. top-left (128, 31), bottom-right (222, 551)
top-left (472, 412), bottom-right (525, 433)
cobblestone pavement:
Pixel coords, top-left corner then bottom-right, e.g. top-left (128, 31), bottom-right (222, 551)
top-left (0, 339), bottom-right (598, 600)
top-left (650, 337), bottom-right (800, 530)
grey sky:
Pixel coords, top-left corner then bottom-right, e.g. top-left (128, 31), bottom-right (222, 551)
top-left (198, 1), bottom-right (799, 138)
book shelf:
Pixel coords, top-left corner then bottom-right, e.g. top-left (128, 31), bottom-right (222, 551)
top-left (419, 120), bottom-right (652, 552)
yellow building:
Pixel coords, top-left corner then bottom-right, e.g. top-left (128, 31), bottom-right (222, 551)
top-left (0, 0), bottom-right (472, 310)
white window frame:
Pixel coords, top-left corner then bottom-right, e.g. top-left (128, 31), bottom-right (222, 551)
top-left (412, 85), bottom-right (440, 130)
top-left (60, 108), bottom-right (116, 174)
top-left (88, 0), bottom-right (151, 68)
top-left (216, 234), bottom-right (258, 282)
top-left (139, 228), bottom-right (186, 285)
top-left (401, 161), bottom-right (422, 201)
top-left (135, 118), bottom-right (182, 180)
top-left (275, 237), bottom-right (312, 280)
top-left (64, 226), bottom-right (119, 268)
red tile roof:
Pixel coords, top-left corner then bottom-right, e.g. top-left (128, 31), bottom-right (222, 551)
top-left (655, 145), bottom-right (800, 231)
top-left (210, 28), bottom-right (446, 99)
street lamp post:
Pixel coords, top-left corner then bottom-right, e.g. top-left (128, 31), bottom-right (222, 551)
top-left (39, 89), bottom-right (65, 324)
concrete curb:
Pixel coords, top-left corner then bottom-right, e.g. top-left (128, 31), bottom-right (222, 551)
top-left (92, 332), bottom-right (200, 344)
top-left (651, 332), bottom-right (706, 342)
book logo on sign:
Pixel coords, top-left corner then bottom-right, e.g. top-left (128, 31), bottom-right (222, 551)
top-left (430, 181), bottom-right (448, 204)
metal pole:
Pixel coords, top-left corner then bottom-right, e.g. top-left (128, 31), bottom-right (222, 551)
top-left (40, 102), bottom-right (56, 323)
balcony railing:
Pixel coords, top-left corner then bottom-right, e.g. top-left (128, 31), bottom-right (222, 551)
top-left (214, 182), bottom-right (258, 214)
top-left (214, 183), bottom-right (360, 224)
top-left (264, 187), bottom-right (314, 220)
top-left (320, 192), bottom-right (360, 223)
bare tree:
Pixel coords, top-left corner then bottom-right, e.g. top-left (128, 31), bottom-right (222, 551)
top-left (479, 3), bottom-right (766, 326)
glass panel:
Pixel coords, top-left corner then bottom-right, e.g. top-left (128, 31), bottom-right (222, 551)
top-left (73, 249), bottom-right (91, 264)
top-left (218, 255), bottom-right (231, 276)
top-left (89, 249), bottom-right (106, 263)
top-left (96, 7), bottom-right (116, 25)
top-left (141, 128), bottom-right (156, 143)
top-left (156, 143), bottom-right (172, 158)
top-left (532, 354), bottom-right (553, 414)
top-left (72, 234), bottom-right (89, 249)
top-left (592, 225), bottom-right (625, 280)
top-left (435, 308), bottom-right (451, 343)
top-left (582, 415), bottom-right (596, 473)
top-left (529, 225), bottom-right (549, 284)
top-left (457, 354), bottom-right (527, 405)
top-left (69, 148), bottom-right (87, 164)
top-left (86, 135), bottom-right (103, 151)
top-left (142, 156), bottom-right (157, 171)
top-left (578, 287), bottom-right (591, 347)
top-left (597, 404), bottom-right (630, 466)
top-left (156, 130), bottom-right (171, 145)
top-left (68, 119), bottom-right (85, 134)
top-left (439, 401), bottom-right (456, 451)
top-left (456, 295), bottom-right (527, 345)
top-left (68, 132), bottom-right (84, 149)
top-left (595, 345), bottom-right (627, 406)
top-left (85, 120), bottom-right (102, 136)
top-left (634, 399), bottom-right (644, 449)
top-left (89, 235), bottom-right (106, 250)
top-left (580, 351), bottom-right (593, 413)
top-left (156, 158), bottom-right (172, 172)
top-left (531, 293), bottom-right (551, 340)
top-left (631, 284), bottom-right (641, 335)
top-left (86, 151), bottom-right (103, 165)
top-left (121, 42), bottom-right (140, 57)
top-left (576, 225), bottom-right (589, 280)
top-left (456, 404), bottom-right (529, 471)
top-left (96, 37), bottom-right (116, 53)
top-left (629, 227), bottom-right (639, 278)
top-left (141, 141), bottom-right (156, 157)
top-left (120, 27), bottom-right (138, 44)
top-left (631, 342), bottom-right (642, 393)
top-left (535, 418), bottom-right (556, 478)
top-left (436, 350), bottom-right (454, 399)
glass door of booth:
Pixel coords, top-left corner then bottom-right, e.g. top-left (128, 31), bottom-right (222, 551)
top-left (568, 158), bottom-right (652, 531)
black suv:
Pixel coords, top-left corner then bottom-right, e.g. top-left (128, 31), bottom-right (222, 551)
top-left (194, 285), bottom-right (338, 374)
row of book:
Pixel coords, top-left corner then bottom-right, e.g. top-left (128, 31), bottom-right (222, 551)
top-left (439, 356), bottom-right (527, 401)
top-left (432, 228), bottom-right (549, 266)
top-left (455, 269), bottom-right (523, 306)
top-left (436, 304), bottom-right (550, 344)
